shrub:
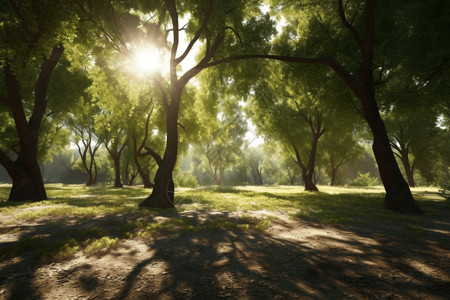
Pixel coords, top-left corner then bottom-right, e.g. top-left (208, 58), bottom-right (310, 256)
top-left (350, 172), bottom-right (379, 186)
top-left (174, 172), bottom-right (199, 188)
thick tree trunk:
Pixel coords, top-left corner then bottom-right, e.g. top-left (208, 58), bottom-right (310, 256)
top-left (360, 90), bottom-right (422, 214)
top-left (86, 171), bottom-right (95, 186)
top-left (303, 170), bottom-right (318, 191)
top-left (8, 158), bottom-right (47, 201)
top-left (140, 103), bottom-right (179, 208)
top-left (2, 45), bottom-right (63, 202)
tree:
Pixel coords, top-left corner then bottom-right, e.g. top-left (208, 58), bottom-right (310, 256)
top-left (248, 67), bottom-right (332, 191)
top-left (0, 1), bottom-right (78, 201)
top-left (66, 97), bottom-right (102, 186)
top-left (212, 0), bottom-right (427, 213)
top-left (193, 96), bottom-right (246, 185)
top-left (248, 147), bottom-right (264, 185)
top-left (89, 59), bottom-right (131, 188)
top-left (321, 115), bottom-right (364, 186)
top-left (134, 0), bottom-right (274, 207)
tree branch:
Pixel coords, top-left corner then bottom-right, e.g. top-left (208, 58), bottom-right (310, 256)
top-left (143, 145), bottom-right (163, 166)
top-left (175, 0), bottom-right (213, 64)
top-left (338, 0), bottom-right (364, 50)
top-left (30, 44), bottom-right (65, 132)
top-left (153, 77), bottom-right (170, 112)
top-left (287, 133), bottom-right (305, 170)
top-left (180, 31), bottom-right (226, 86)
top-left (166, 0), bottom-right (180, 80)
top-left (139, 105), bottom-right (154, 153)
top-left (225, 26), bottom-right (243, 46)
top-left (203, 54), bottom-right (357, 93)
top-left (177, 122), bottom-right (187, 133)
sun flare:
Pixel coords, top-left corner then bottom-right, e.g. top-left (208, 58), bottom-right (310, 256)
top-left (134, 47), bottom-right (164, 74)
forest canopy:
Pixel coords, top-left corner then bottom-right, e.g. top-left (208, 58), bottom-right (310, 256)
top-left (0, 0), bottom-right (448, 214)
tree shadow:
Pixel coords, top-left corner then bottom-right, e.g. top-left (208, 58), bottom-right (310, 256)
top-left (1, 209), bottom-right (449, 299)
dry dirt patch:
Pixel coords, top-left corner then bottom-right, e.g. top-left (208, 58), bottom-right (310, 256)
top-left (0, 208), bottom-right (449, 299)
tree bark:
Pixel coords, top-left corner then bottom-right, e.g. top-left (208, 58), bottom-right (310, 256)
top-left (1, 45), bottom-right (64, 201)
top-left (112, 156), bottom-right (123, 188)
top-left (330, 168), bottom-right (337, 186)
top-left (140, 96), bottom-right (180, 208)
top-left (132, 136), bottom-right (154, 189)
top-left (303, 169), bottom-right (318, 191)
top-left (105, 140), bottom-right (127, 188)
top-left (359, 88), bottom-right (422, 214)
top-left (8, 157), bottom-right (47, 201)
top-left (399, 152), bottom-right (416, 187)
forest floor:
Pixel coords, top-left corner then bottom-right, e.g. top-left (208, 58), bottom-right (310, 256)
top-left (0, 184), bottom-right (449, 299)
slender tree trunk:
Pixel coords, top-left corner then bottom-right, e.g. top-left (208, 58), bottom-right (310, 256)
top-left (113, 156), bottom-right (123, 188)
top-left (330, 168), bottom-right (337, 186)
top-left (313, 170), bottom-right (320, 185)
top-left (132, 137), bottom-right (154, 188)
top-left (218, 168), bottom-right (224, 186)
top-left (213, 167), bottom-right (219, 185)
top-left (400, 155), bottom-right (415, 187)
top-left (360, 89), bottom-right (422, 214)
top-left (287, 170), bottom-right (295, 185)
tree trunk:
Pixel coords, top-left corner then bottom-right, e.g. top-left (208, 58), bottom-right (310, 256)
top-left (303, 169), bottom-right (318, 191)
top-left (360, 90), bottom-right (422, 214)
top-left (132, 137), bottom-right (154, 189)
top-left (8, 157), bottom-right (47, 201)
top-left (218, 168), bottom-right (224, 186)
top-left (330, 168), bottom-right (337, 186)
top-left (400, 155), bottom-right (416, 187)
top-left (140, 101), bottom-right (179, 208)
top-left (113, 156), bottom-right (123, 188)
top-left (2, 45), bottom-right (64, 202)
top-left (141, 173), bottom-right (154, 189)
top-left (86, 171), bottom-right (95, 186)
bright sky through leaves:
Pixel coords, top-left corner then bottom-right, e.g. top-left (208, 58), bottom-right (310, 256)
top-left (134, 47), bottom-right (167, 74)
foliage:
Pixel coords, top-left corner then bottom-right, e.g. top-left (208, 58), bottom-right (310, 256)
top-left (173, 167), bottom-right (199, 188)
top-left (192, 95), bottom-right (247, 185)
top-left (349, 172), bottom-right (379, 187)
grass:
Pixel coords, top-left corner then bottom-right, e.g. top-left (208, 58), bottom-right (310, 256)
top-left (0, 183), bottom-right (447, 262)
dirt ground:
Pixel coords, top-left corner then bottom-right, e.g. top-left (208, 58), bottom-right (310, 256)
top-left (1, 207), bottom-right (450, 300)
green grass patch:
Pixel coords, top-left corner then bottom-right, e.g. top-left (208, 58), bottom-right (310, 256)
top-left (0, 184), bottom-right (447, 262)
top-left (255, 218), bottom-right (272, 232)
top-left (83, 237), bottom-right (118, 255)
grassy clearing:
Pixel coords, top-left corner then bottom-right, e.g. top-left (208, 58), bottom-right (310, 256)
top-left (0, 183), bottom-right (447, 262)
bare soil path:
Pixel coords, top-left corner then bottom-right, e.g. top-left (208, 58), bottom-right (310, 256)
top-left (1, 208), bottom-right (450, 299)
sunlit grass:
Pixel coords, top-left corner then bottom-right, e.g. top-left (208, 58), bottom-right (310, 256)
top-left (0, 183), bottom-right (447, 262)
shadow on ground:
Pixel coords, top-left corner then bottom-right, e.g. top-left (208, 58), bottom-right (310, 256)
top-left (0, 209), bottom-right (449, 299)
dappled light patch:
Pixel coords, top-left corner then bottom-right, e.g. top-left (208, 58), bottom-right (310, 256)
top-left (0, 184), bottom-right (449, 298)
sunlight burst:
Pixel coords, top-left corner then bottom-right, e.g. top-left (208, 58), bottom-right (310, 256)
top-left (134, 47), bottom-right (164, 74)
